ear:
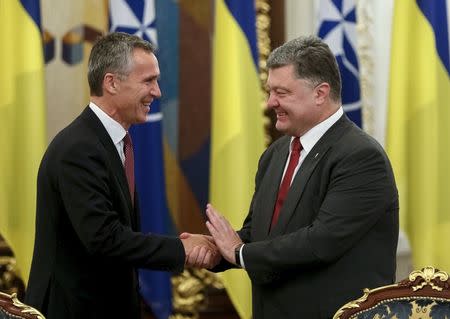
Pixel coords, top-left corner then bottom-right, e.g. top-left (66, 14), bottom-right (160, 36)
top-left (314, 82), bottom-right (331, 105)
top-left (103, 72), bottom-right (118, 95)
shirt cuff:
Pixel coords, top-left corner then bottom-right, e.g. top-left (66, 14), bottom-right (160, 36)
top-left (239, 244), bottom-right (246, 269)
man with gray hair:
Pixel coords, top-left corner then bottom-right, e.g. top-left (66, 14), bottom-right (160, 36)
top-left (26, 32), bottom-right (219, 319)
top-left (202, 35), bottom-right (399, 318)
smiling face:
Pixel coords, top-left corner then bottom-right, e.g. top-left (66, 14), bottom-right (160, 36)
top-left (266, 64), bottom-right (324, 137)
top-left (112, 48), bottom-right (161, 129)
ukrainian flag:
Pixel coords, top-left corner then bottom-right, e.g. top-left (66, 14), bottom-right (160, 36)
top-left (0, 0), bottom-right (47, 283)
top-left (387, 0), bottom-right (450, 270)
top-left (210, 0), bottom-right (265, 318)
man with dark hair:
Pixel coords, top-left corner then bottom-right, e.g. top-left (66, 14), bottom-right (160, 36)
top-left (202, 35), bottom-right (399, 318)
top-left (26, 32), bottom-right (219, 319)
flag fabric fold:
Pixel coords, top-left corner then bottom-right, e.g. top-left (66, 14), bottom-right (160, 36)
top-left (0, 0), bottom-right (47, 283)
top-left (386, 0), bottom-right (450, 270)
top-left (210, 1), bottom-right (265, 318)
top-left (109, 0), bottom-right (172, 318)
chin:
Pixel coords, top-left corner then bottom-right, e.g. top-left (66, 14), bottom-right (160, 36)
top-left (135, 115), bottom-right (147, 124)
top-left (275, 122), bottom-right (289, 134)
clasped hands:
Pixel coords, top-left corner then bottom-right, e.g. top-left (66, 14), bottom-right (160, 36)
top-left (179, 204), bottom-right (243, 269)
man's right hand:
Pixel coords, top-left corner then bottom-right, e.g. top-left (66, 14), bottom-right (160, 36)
top-left (180, 233), bottom-right (221, 269)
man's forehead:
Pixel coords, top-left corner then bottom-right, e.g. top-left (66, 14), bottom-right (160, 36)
top-left (267, 65), bottom-right (297, 83)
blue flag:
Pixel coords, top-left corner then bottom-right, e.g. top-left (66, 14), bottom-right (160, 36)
top-left (317, 0), bottom-right (362, 127)
top-left (109, 0), bottom-right (172, 318)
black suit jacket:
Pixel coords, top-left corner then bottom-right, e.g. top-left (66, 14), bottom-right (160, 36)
top-left (25, 107), bottom-right (185, 319)
top-left (222, 115), bottom-right (399, 319)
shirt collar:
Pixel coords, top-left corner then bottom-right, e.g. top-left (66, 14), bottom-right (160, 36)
top-left (291, 107), bottom-right (344, 153)
top-left (89, 101), bottom-right (126, 145)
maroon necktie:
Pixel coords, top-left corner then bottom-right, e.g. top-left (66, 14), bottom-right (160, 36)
top-left (123, 132), bottom-right (135, 205)
top-left (271, 137), bottom-right (302, 228)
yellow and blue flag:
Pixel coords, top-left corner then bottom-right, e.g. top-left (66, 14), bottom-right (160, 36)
top-left (317, 0), bottom-right (362, 127)
top-left (387, 0), bottom-right (450, 270)
top-left (0, 0), bottom-right (47, 283)
top-left (210, 0), bottom-right (265, 318)
top-left (109, 0), bottom-right (172, 318)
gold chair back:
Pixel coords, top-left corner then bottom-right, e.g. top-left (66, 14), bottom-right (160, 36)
top-left (333, 266), bottom-right (450, 319)
top-left (0, 291), bottom-right (45, 319)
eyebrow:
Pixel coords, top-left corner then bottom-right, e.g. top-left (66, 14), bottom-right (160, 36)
top-left (266, 84), bottom-right (290, 92)
top-left (144, 74), bottom-right (160, 82)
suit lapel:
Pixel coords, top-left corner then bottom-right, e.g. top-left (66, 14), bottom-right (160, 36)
top-left (253, 137), bottom-right (290, 239)
top-left (269, 141), bottom-right (331, 236)
top-left (80, 107), bottom-right (135, 228)
top-left (269, 115), bottom-right (352, 236)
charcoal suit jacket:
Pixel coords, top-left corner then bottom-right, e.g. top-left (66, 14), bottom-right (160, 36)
top-left (221, 115), bottom-right (399, 319)
top-left (26, 107), bottom-right (185, 319)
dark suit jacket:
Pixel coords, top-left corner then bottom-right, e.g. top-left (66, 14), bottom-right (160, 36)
top-left (223, 115), bottom-right (399, 319)
top-left (25, 107), bottom-right (185, 319)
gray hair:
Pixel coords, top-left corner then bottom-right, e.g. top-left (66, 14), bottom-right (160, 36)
top-left (267, 35), bottom-right (342, 103)
top-left (88, 32), bottom-right (155, 96)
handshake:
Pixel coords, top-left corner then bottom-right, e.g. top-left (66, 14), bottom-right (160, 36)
top-left (179, 204), bottom-right (243, 269)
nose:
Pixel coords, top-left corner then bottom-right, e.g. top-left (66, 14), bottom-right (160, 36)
top-left (267, 92), bottom-right (279, 109)
top-left (151, 82), bottom-right (162, 99)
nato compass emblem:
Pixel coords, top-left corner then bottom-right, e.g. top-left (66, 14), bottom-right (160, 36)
top-left (109, 0), bottom-right (158, 47)
top-left (317, 0), bottom-right (361, 127)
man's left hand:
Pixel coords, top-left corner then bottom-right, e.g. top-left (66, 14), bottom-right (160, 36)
top-left (205, 203), bottom-right (243, 265)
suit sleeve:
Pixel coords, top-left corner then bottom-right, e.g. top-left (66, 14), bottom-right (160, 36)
top-left (242, 145), bottom-right (397, 284)
top-left (57, 139), bottom-right (185, 272)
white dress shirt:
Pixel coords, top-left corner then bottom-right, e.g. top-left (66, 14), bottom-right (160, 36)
top-left (89, 102), bottom-right (127, 165)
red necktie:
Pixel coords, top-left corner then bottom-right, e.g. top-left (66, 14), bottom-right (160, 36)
top-left (123, 132), bottom-right (135, 205)
top-left (271, 137), bottom-right (302, 228)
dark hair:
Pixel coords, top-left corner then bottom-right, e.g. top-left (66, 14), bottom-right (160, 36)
top-left (88, 32), bottom-right (155, 96)
top-left (267, 35), bottom-right (342, 102)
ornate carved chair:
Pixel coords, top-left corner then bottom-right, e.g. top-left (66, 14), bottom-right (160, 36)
top-left (0, 292), bottom-right (45, 319)
top-left (333, 266), bottom-right (450, 319)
